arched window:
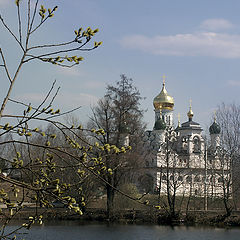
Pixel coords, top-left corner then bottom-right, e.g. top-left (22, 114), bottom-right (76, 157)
top-left (194, 175), bottom-right (201, 182)
top-left (178, 176), bottom-right (183, 181)
top-left (186, 175), bottom-right (192, 183)
top-left (162, 174), bottom-right (167, 181)
top-left (218, 177), bottom-right (223, 183)
top-left (181, 136), bottom-right (188, 152)
top-left (170, 175), bottom-right (174, 181)
top-left (210, 176), bottom-right (214, 183)
top-left (193, 136), bottom-right (200, 153)
top-left (202, 176), bottom-right (206, 183)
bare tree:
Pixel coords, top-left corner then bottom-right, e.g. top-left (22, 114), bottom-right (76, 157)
top-left (0, 1), bottom-right (119, 239)
top-left (216, 102), bottom-right (240, 211)
top-left (157, 128), bottom-right (191, 220)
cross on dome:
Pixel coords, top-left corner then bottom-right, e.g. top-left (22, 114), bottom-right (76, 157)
top-left (162, 74), bottom-right (166, 85)
top-left (214, 110), bottom-right (216, 122)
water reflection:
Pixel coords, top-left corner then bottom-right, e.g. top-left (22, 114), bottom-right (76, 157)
top-left (6, 221), bottom-right (240, 240)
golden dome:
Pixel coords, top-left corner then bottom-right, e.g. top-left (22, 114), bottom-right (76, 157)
top-left (153, 81), bottom-right (174, 111)
top-left (187, 108), bottom-right (194, 119)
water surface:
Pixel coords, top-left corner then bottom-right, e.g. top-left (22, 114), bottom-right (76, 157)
top-left (6, 221), bottom-right (240, 240)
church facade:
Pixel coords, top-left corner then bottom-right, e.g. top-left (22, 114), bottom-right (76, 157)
top-left (142, 78), bottom-right (231, 198)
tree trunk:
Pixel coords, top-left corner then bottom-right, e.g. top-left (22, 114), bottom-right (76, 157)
top-left (223, 196), bottom-right (232, 217)
top-left (106, 183), bottom-right (115, 219)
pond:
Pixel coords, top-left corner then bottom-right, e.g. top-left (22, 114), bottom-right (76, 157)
top-left (4, 221), bottom-right (240, 240)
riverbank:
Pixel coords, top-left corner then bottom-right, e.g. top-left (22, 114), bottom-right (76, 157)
top-left (81, 208), bottom-right (240, 227)
top-left (3, 207), bottom-right (240, 228)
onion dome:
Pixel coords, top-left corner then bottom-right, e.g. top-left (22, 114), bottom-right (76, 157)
top-left (187, 108), bottom-right (194, 121)
top-left (153, 78), bottom-right (174, 111)
top-left (154, 118), bottom-right (166, 130)
top-left (209, 119), bottom-right (221, 135)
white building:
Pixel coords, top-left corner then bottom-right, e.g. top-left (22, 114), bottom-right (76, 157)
top-left (141, 78), bottom-right (231, 198)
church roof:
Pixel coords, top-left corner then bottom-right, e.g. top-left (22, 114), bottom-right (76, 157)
top-left (153, 76), bottom-right (174, 111)
top-left (178, 120), bottom-right (202, 131)
top-left (209, 121), bottom-right (221, 134)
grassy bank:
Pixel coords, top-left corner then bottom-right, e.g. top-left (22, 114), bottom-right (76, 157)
top-left (2, 206), bottom-right (240, 227)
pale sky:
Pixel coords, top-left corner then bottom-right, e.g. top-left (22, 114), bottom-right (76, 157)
top-left (1, 0), bottom-right (240, 131)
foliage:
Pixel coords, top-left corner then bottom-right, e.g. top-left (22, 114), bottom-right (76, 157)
top-left (0, 1), bottom-right (122, 239)
top-left (88, 74), bottom-right (146, 217)
top-left (114, 183), bottom-right (140, 209)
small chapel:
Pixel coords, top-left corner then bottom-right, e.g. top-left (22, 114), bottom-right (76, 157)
top-left (142, 76), bottom-right (230, 198)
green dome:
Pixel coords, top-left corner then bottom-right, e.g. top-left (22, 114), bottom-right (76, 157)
top-left (209, 121), bottom-right (221, 134)
top-left (154, 118), bottom-right (166, 130)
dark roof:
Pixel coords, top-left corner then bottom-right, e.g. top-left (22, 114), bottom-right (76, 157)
top-left (209, 122), bottom-right (221, 134)
top-left (178, 120), bottom-right (202, 131)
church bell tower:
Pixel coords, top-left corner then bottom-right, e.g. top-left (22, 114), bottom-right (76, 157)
top-left (153, 75), bottom-right (174, 129)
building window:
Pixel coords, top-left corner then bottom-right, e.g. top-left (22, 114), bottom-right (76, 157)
top-left (202, 176), bottom-right (206, 183)
top-left (193, 136), bottom-right (200, 153)
top-left (210, 176), bottom-right (214, 183)
top-left (178, 176), bottom-right (183, 181)
top-left (194, 175), bottom-right (201, 182)
top-left (218, 177), bottom-right (223, 183)
top-left (186, 175), bottom-right (192, 183)
top-left (181, 137), bottom-right (188, 153)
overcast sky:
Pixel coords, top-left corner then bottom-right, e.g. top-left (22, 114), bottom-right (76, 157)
top-left (1, 0), bottom-right (240, 131)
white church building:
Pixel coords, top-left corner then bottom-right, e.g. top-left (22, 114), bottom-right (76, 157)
top-left (141, 77), bottom-right (231, 198)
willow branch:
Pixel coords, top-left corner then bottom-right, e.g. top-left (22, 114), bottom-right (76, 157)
top-left (0, 48), bottom-right (12, 83)
top-left (25, 0), bottom-right (31, 49)
top-left (23, 39), bottom-right (93, 63)
top-left (28, 40), bottom-right (75, 51)
top-left (29, 0), bottom-right (39, 33)
top-left (0, 54), bottom-right (26, 118)
top-left (0, 174), bottom-right (40, 191)
top-left (30, 7), bottom-right (57, 35)
top-left (0, 14), bottom-right (24, 51)
top-left (0, 140), bottom-right (151, 208)
top-left (46, 106), bottom-right (82, 120)
top-left (17, 4), bottom-right (22, 44)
